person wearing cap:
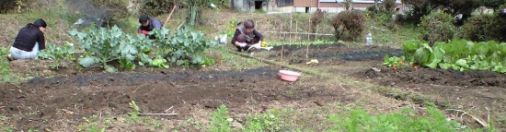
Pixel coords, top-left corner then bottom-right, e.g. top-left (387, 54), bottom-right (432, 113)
top-left (138, 15), bottom-right (162, 36)
top-left (231, 20), bottom-right (264, 52)
top-left (8, 19), bottom-right (47, 60)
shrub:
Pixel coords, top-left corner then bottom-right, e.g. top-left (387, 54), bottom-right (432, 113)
top-left (463, 4), bottom-right (506, 42)
top-left (462, 15), bottom-right (496, 41)
top-left (310, 9), bottom-right (325, 39)
top-left (332, 11), bottom-right (366, 41)
top-left (492, 4), bottom-right (506, 41)
top-left (420, 11), bottom-right (456, 43)
top-left (383, 0), bottom-right (396, 13)
top-left (0, 0), bottom-right (17, 13)
top-left (138, 0), bottom-right (175, 16)
top-left (367, 5), bottom-right (379, 13)
top-left (0, 0), bottom-right (35, 13)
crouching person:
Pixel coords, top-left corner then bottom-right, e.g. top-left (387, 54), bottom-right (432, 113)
top-left (231, 20), bottom-right (263, 52)
top-left (8, 19), bottom-right (47, 60)
top-left (138, 15), bottom-right (162, 37)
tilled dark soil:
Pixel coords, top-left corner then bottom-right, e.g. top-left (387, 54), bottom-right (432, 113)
top-left (359, 67), bottom-right (506, 88)
top-left (264, 44), bottom-right (402, 64)
top-left (0, 68), bottom-right (356, 130)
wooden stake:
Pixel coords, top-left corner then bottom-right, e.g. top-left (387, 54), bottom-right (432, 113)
top-left (290, 14), bottom-right (293, 45)
top-left (281, 45), bottom-right (284, 61)
top-left (295, 21), bottom-right (298, 43)
top-left (308, 16), bottom-right (311, 40)
top-left (139, 112), bottom-right (178, 116)
top-left (163, 6), bottom-right (177, 26)
top-left (274, 20), bottom-right (278, 39)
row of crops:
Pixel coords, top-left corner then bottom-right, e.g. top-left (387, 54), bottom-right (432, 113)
top-left (385, 40), bottom-right (506, 73)
top-left (37, 26), bottom-right (215, 72)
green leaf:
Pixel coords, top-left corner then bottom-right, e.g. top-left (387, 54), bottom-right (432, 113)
top-left (79, 56), bottom-right (99, 68)
top-left (439, 63), bottom-right (452, 70)
top-left (119, 59), bottom-right (136, 71)
top-left (104, 65), bottom-right (118, 73)
top-left (191, 55), bottom-right (204, 65)
top-left (426, 47), bottom-right (444, 69)
top-left (455, 59), bottom-right (468, 68)
top-left (414, 46), bottom-right (431, 65)
top-left (151, 57), bottom-right (169, 69)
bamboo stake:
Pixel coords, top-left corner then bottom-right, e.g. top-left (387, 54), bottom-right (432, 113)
top-left (139, 113), bottom-right (178, 116)
top-left (163, 6), bottom-right (177, 26)
top-left (262, 31), bottom-right (333, 36)
top-left (281, 45), bottom-right (284, 61)
top-left (290, 14), bottom-right (293, 45)
top-left (274, 20), bottom-right (278, 39)
top-left (308, 15), bottom-right (311, 40)
top-left (295, 21), bottom-right (298, 44)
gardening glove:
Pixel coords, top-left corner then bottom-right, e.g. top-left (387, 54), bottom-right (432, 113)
top-left (248, 41), bottom-right (262, 50)
top-left (139, 30), bottom-right (150, 36)
top-left (235, 42), bottom-right (247, 47)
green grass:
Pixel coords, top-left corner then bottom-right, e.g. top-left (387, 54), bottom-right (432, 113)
top-left (127, 100), bottom-right (141, 123)
top-left (78, 101), bottom-right (166, 131)
top-left (209, 105), bottom-right (231, 132)
top-left (366, 12), bottom-right (422, 48)
top-left (0, 114), bottom-right (13, 132)
top-left (326, 105), bottom-right (473, 132)
top-left (244, 109), bottom-right (286, 132)
top-left (213, 47), bottom-right (265, 70)
top-left (0, 47), bottom-right (11, 83)
top-left (205, 104), bottom-right (490, 131)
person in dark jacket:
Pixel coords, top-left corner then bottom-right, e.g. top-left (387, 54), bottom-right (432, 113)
top-left (8, 19), bottom-right (47, 60)
top-left (231, 20), bottom-right (263, 52)
top-left (138, 15), bottom-right (162, 36)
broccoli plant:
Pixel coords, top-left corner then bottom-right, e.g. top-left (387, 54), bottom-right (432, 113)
top-left (151, 27), bottom-right (216, 66)
top-left (69, 26), bottom-right (157, 72)
top-left (69, 26), bottom-right (214, 72)
top-left (37, 42), bottom-right (76, 69)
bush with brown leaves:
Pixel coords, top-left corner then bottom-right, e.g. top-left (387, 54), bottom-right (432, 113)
top-left (332, 11), bottom-right (366, 41)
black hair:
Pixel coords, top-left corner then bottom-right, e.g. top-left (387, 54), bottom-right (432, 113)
top-left (244, 19), bottom-right (255, 29)
top-left (139, 15), bottom-right (150, 24)
top-left (33, 19), bottom-right (47, 28)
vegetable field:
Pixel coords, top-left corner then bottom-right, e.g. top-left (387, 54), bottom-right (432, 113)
top-left (1, 1), bottom-right (506, 131)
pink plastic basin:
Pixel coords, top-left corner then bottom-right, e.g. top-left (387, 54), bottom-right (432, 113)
top-left (277, 70), bottom-right (301, 82)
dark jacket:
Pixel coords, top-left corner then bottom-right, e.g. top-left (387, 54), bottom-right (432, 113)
top-left (231, 24), bottom-right (263, 45)
top-left (12, 24), bottom-right (45, 51)
top-left (138, 17), bottom-right (162, 33)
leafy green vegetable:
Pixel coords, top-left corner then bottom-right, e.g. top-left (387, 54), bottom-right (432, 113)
top-left (70, 26), bottom-right (215, 72)
top-left (383, 56), bottom-right (407, 69)
top-left (79, 56), bottom-right (99, 68)
top-left (152, 27), bottom-right (216, 66)
top-left (426, 47), bottom-right (444, 69)
top-left (396, 39), bottom-right (506, 73)
top-left (37, 42), bottom-right (76, 69)
top-left (150, 56), bottom-right (169, 69)
top-left (414, 44), bottom-right (432, 65)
